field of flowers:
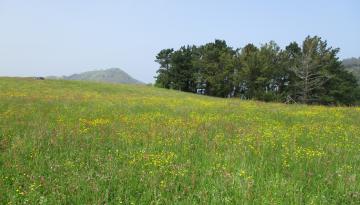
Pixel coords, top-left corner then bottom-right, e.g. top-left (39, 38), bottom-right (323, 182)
top-left (1, 77), bottom-right (360, 204)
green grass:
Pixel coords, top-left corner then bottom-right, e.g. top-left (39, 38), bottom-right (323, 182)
top-left (1, 77), bottom-right (360, 204)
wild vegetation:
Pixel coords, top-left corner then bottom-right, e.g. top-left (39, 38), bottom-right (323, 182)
top-left (1, 77), bottom-right (360, 204)
top-left (155, 36), bottom-right (360, 105)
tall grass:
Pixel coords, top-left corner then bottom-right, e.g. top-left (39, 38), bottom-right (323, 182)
top-left (1, 77), bottom-right (360, 204)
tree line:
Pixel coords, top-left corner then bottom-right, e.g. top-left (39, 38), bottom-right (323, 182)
top-left (154, 36), bottom-right (360, 105)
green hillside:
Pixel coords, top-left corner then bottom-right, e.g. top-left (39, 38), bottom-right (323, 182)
top-left (47, 68), bottom-right (143, 84)
top-left (1, 77), bottom-right (360, 204)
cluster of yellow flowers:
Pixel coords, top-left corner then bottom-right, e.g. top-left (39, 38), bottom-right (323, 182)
top-left (295, 147), bottom-right (325, 159)
top-left (1, 91), bottom-right (27, 98)
top-left (79, 118), bottom-right (110, 134)
top-left (129, 150), bottom-right (176, 168)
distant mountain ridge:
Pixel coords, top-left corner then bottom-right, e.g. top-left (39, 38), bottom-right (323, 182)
top-left (47, 68), bottom-right (143, 84)
top-left (342, 57), bottom-right (360, 82)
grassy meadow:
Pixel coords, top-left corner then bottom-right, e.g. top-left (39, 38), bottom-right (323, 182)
top-left (1, 77), bottom-right (360, 204)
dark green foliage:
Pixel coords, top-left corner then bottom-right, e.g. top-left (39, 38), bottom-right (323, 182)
top-left (155, 37), bottom-right (360, 105)
top-left (196, 40), bottom-right (237, 97)
top-left (154, 49), bottom-right (174, 88)
top-left (155, 46), bottom-right (198, 92)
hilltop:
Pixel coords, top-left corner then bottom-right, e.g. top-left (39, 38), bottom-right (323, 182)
top-left (1, 77), bottom-right (360, 204)
top-left (47, 68), bottom-right (143, 84)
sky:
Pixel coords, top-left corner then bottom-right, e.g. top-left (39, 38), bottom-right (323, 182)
top-left (0, 0), bottom-right (359, 83)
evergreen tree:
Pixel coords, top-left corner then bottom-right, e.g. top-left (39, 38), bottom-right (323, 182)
top-left (290, 36), bottom-right (358, 104)
top-left (169, 46), bottom-right (198, 92)
top-left (237, 43), bottom-right (260, 99)
top-left (154, 49), bottom-right (174, 88)
top-left (197, 40), bottom-right (236, 97)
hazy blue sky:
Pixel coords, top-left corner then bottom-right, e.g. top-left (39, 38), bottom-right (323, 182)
top-left (0, 0), bottom-right (359, 83)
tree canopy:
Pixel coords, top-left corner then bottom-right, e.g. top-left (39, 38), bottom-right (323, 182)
top-left (155, 36), bottom-right (360, 105)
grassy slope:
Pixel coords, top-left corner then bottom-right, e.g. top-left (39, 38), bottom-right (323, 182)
top-left (1, 77), bottom-right (360, 204)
